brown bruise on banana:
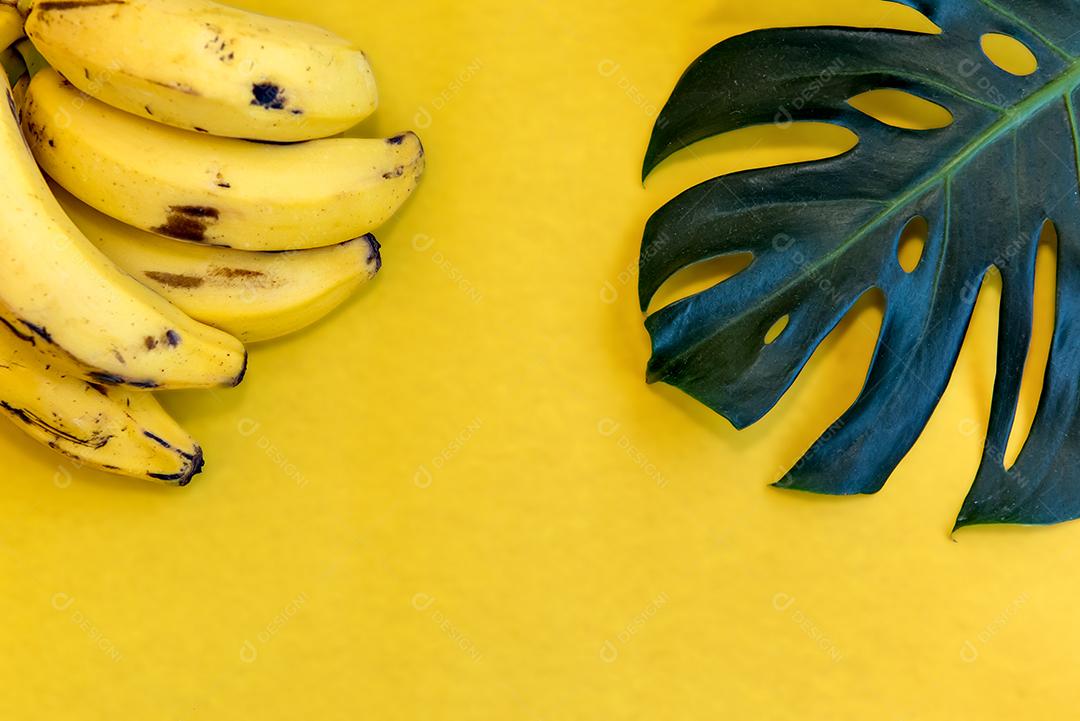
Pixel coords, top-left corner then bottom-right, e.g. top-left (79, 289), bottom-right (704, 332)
top-left (145, 270), bottom-right (203, 289)
top-left (22, 118), bottom-right (50, 148)
top-left (35, 0), bottom-right (126, 11)
top-left (251, 82), bottom-right (286, 110)
top-left (210, 267), bottom-right (263, 280)
top-left (203, 25), bottom-right (235, 64)
top-left (207, 266), bottom-right (278, 289)
top-left (152, 205), bottom-right (220, 242)
top-left (138, 331), bottom-right (184, 351)
top-left (20, 93), bottom-right (59, 152)
top-left (145, 266), bottom-right (277, 291)
top-left (249, 83), bottom-right (304, 116)
top-left (80, 330), bottom-right (182, 388)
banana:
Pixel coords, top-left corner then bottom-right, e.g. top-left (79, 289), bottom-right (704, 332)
top-left (54, 183), bottom-right (383, 343)
top-left (0, 321), bottom-right (203, 484)
top-left (24, 68), bottom-right (424, 251)
top-left (22, 0), bottom-right (377, 141)
top-left (0, 3), bottom-right (23, 53)
top-left (0, 71), bottom-right (248, 390)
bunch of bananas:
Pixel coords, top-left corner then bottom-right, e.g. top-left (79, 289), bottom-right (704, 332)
top-left (0, 0), bottom-right (424, 484)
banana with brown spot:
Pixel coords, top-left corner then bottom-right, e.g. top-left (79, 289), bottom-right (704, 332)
top-left (0, 321), bottom-right (204, 484)
top-left (22, 0), bottom-right (377, 141)
top-left (54, 183), bottom-right (384, 343)
top-left (0, 71), bottom-right (247, 389)
top-left (24, 68), bottom-right (424, 250)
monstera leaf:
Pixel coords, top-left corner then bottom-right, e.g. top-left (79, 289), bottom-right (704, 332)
top-left (640, 0), bottom-right (1080, 529)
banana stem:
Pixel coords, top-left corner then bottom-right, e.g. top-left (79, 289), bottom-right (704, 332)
top-left (0, 44), bottom-right (24, 85)
top-left (14, 38), bottom-right (44, 76)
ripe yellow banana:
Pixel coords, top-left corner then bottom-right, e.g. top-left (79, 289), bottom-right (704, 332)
top-left (54, 184), bottom-right (383, 343)
top-left (0, 3), bottom-right (23, 53)
top-left (0, 71), bottom-right (247, 390)
top-left (24, 68), bottom-right (424, 251)
top-left (0, 323), bottom-right (203, 484)
top-left (22, 0), bottom-right (377, 141)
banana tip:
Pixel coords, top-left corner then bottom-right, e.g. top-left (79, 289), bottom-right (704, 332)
top-left (148, 445), bottom-right (204, 486)
top-left (178, 446), bottom-right (205, 487)
top-left (388, 131), bottom-right (422, 155)
top-left (364, 234), bottom-right (381, 272)
top-left (231, 350), bottom-right (249, 387)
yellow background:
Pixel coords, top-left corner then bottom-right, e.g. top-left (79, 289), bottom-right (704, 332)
top-left (0, 1), bottom-right (1072, 718)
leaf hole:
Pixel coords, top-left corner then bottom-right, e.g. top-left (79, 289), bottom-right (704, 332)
top-left (847, 89), bottom-right (954, 130)
top-left (647, 252), bottom-right (754, 314)
top-left (879, 2), bottom-right (942, 34)
top-left (980, 33), bottom-right (1038, 76)
top-left (764, 315), bottom-right (790, 345)
top-left (1004, 220), bottom-right (1057, 469)
top-left (762, 289), bottom-right (884, 472)
top-left (897, 216), bottom-right (928, 273)
top-left (644, 123), bottom-right (857, 191)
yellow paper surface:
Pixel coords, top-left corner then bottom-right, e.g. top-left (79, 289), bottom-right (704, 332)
top-left (0, 1), bottom-right (1072, 719)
